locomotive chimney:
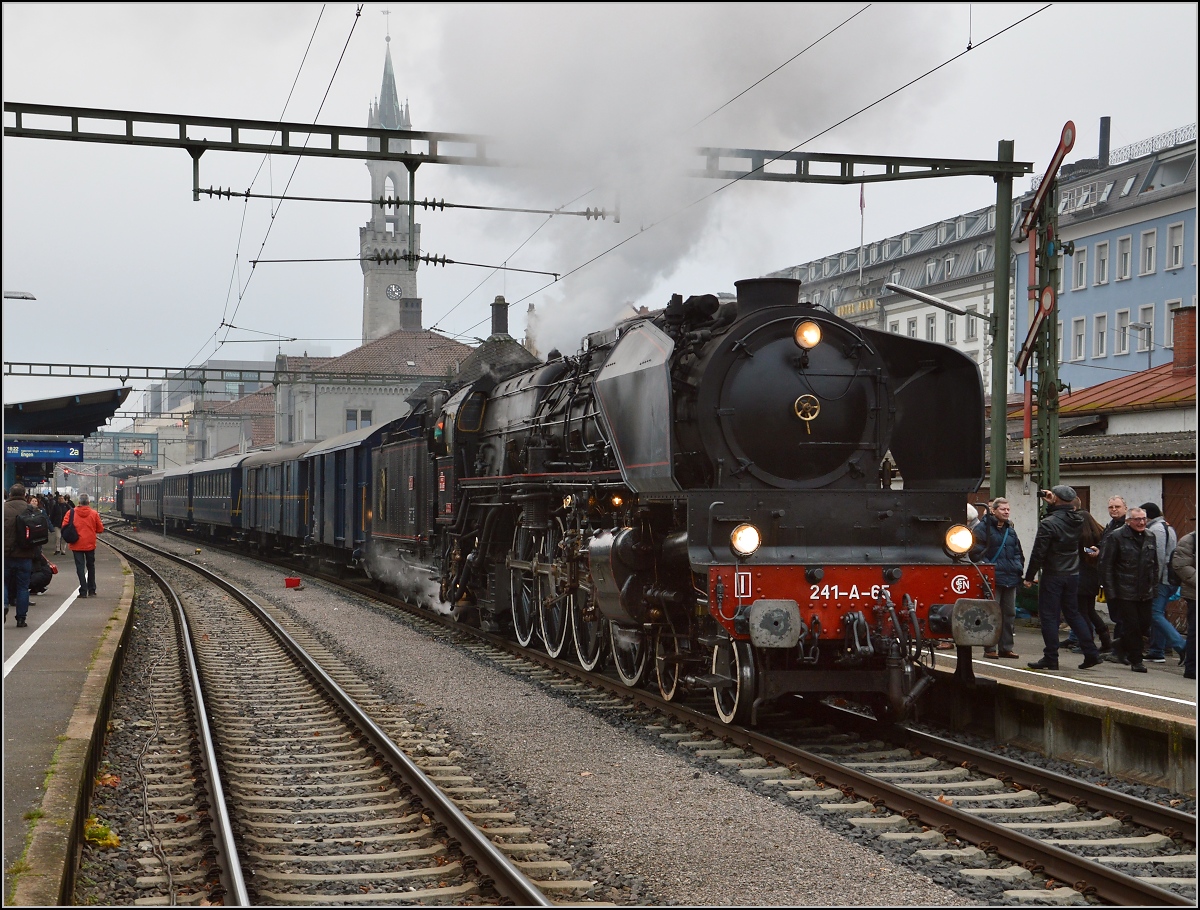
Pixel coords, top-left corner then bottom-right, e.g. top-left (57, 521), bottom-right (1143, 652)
top-left (491, 295), bottom-right (510, 338)
top-left (1099, 116), bottom-right (1111, 168)
top-left (734, 277), bottom-right (803, 314)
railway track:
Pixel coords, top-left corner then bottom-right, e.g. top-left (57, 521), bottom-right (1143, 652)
top-left (103, 533), bottom-right (579, 905)
top-left (110, 523), bottom-right (1197, 905)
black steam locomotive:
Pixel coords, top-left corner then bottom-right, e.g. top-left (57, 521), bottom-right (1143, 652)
top-left (373, 276), bottom-right (998, 722)
top-left (122, 276), bottom-right (998, 723)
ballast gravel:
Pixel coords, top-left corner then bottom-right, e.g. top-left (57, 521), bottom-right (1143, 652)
top-left (166, 545), bottom-right (968, 906)
top-left (91, 538), bottom-right (1194, 905)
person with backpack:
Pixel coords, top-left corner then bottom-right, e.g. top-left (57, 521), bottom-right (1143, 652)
top-left (63, 493), bottom-right (104, 598)
top-left (1141, 502), bottom-right (1184, 663)
top-left (5, 483), bottom-right (43, 627)
top-left (971, 497), bottom-right (1024, 659)
top-left (29, 550), bottom-right (55, 597)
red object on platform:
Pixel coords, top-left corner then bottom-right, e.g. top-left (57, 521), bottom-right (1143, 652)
top-left (284, 577), bottom-right (301, 588)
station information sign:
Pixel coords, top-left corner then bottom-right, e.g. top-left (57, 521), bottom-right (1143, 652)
top-left (5, 440), bottom-right (85, 462)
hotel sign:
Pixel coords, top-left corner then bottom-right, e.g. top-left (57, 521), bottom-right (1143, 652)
top-left (835, 298), bottom-right (877, 318)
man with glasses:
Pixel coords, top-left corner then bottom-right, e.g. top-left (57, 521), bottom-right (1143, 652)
top-left (1098, 507), bottom-right (1158, 673)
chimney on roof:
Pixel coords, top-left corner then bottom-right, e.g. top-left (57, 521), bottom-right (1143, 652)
top-left (1099, 117), bottom-right (1111, 168)
top-left (491, 296), bottom-right (509, 338)
top-left (1173, 305), bottom-right (1196, 374)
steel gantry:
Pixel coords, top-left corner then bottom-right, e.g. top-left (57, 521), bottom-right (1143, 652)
top-left (5, 102), bottom-right (1034, 495)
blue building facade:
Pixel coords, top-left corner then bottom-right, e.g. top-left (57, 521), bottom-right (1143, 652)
top-left (1013, 124), bottom-right (1196, 393)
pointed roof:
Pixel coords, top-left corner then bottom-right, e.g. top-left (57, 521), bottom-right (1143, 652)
top-left (377, 42), bottom-right (404, 130)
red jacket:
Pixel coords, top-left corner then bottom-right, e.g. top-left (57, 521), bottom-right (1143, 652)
top-left (64, 505), bottom-right (104, 551)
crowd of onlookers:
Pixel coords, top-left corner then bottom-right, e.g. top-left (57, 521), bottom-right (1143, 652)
top-left (969, 489), bottom-right (1195, 680)
top-left (5, 483), bottom-right (104, 627)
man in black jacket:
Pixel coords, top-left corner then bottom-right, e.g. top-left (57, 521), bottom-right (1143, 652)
top-left (1098, 506), bottom-right (1159, 673)
top-left (48, 492), bottom-right (68, 555)
top-left (1024, 484), bottom-right (1100, 671)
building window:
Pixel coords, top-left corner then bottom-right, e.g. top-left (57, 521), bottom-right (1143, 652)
top-left (1167, 223), bottom-right (1185, 270)
top-left (813, 291), bottom-right (822, 305)
top-left (1072, 317), bottom-right (1085, 361)
top-left (926, 314), bottom-right (936, 341)
top-left (1117, 236), bottom-right (1132, 280)
top-left (1094, 242), bottom-right (1108, 285)
top-left (1140, 229), bottom-right (1156, 275)
top-left (925, 261), bottom-right (936, 283)
top-left (907, 318), bottom-right (918, 338)
top-left (1057, 320), bottom-right (1064, 363)
top-left (1056, 254), bottom-right (1064, 294)
top-left (889, 321), bottom-right (900, 334)
top-left (1166, 300), bottom-right (1182, 347)
top-left (1120, 174), bottom-right (1137, 197)
top-left (1136, 304), bottom-right (1154, 352)
top-left (1115, 309), bottom-right (1131, 354)
top-left (965, 306), bottom-right (978, 341)
top-left (891, 269), bottom-right (902, 284)
top-left (1094, 314), bottom-right (1107, 357)
top-left (346, 409), bottom-right (358, 433)
top-left (938, 223), bottom-right (948, 243)
top-left (975, 248), bottom-right (987, 271)
top-left (944, 255), bottom-right (955, 277)
top-left (360, 410), bottom-right (372, 428)
top-left (1073, 248), bottom-right (1087, 290)
top-left (946, 312), bottom-right (956, 343)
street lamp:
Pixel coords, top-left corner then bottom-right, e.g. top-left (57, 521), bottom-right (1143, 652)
top-left (1129, 322), bottom-right (1152, 372)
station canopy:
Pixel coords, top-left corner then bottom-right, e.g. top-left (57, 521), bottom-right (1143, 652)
top-left (4, 387), bottom-right (130, 437)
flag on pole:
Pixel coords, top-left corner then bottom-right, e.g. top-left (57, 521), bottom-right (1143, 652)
top-left (860, 183), bottom-right (865, 213)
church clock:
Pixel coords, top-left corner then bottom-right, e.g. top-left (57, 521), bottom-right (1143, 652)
top-left (386, 283), bottom-right (403, 300)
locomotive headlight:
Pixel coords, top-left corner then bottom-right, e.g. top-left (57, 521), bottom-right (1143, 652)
top-left (730, 523), bottom-right (762, 557)
top-left (794, 320), bottom-right (822, 349)
top-left (610, 494), bottom-right (624, 508)
top-left (944, 524), bottom-right (974, 556)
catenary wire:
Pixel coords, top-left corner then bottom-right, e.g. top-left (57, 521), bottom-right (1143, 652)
top-left (454, 3), bottom-right (1053, 340)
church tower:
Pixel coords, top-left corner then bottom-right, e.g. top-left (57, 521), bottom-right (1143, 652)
top-left (360, 35), bottom-right (421, 342)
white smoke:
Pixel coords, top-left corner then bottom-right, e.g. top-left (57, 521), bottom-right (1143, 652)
top-left (402, 4), bottom-right (956, 354)
top-left (366, 543), bottom-right (450, 615)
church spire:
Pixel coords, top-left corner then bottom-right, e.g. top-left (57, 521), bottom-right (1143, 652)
top-left (376, 40), bottom-right (403, 131)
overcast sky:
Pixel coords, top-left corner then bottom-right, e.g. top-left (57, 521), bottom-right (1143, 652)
top-left (3, 2), bottom-right (1197, 413)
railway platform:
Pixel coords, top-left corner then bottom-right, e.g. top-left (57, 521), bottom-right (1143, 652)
top-left (3, 540), bottom-right (133, 906)
top-left (928, 616), bottom-right (1196, 794)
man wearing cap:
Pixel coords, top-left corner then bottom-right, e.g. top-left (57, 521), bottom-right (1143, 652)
top-left (1023, 485), bottom-right (1101, 670)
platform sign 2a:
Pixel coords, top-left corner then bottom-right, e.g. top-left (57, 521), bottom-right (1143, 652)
top-left (5, 440), bottom-right (84, 462)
